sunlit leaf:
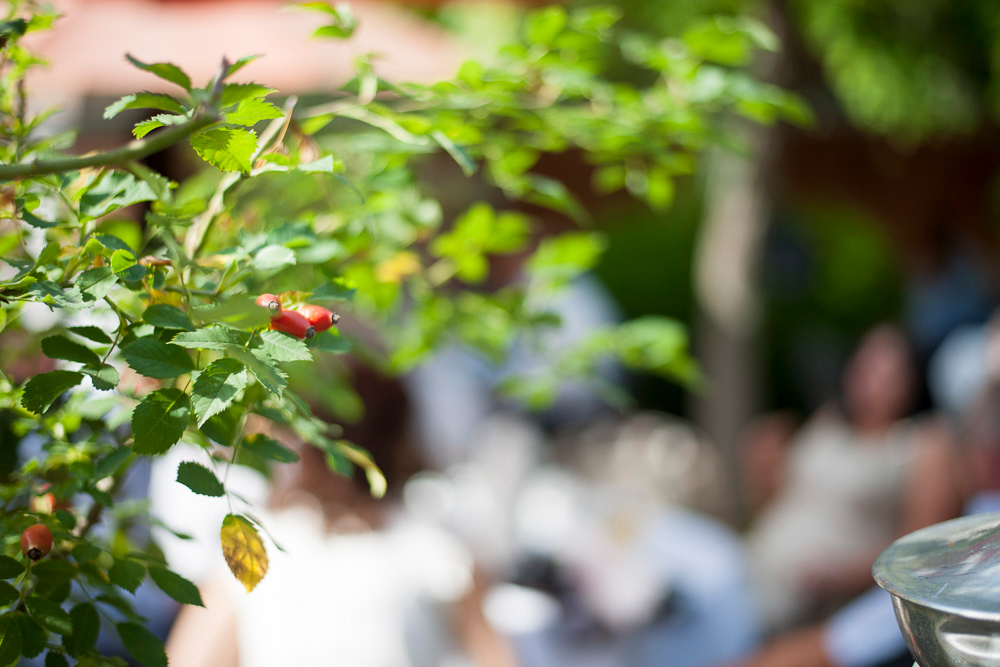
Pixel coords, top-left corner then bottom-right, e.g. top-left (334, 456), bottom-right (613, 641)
top-left (221, 514), bottom-right (268, 592)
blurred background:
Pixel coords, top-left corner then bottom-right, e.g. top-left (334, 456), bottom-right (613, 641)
top-left (16, 0), bottom-right (1000, 665)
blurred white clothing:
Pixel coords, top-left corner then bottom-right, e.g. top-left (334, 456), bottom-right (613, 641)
top-left (747, 413), bottom-right (920, 631)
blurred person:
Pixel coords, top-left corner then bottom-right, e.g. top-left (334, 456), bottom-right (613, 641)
top-left (746, 325), bottom-right (960, 633)
top-left (164, 360), bottom-right (516, 667)
top-left (730, 381), bottom-right (1000, 667)
top-left (488, 413), bottom-right (759, 667)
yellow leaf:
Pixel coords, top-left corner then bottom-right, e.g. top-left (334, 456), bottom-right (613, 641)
top-left (375, 251), bottom-right (421, 283)
top-left (337, 441), bottom-right (387, 498)
top-left (220, 514), bottom-right (268, 592)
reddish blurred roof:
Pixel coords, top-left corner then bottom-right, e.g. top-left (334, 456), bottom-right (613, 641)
top-left (26, 0), bottom-right (464, 100)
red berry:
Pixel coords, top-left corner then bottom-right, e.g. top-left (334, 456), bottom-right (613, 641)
top-left (269, 310), bottom-right (315, 339)
top-left (296, 304), bottom-right (340, 333)
top-left (21, 524), bottom-right (52, 561)
top-left (255, 293), bottom-right (282, 318)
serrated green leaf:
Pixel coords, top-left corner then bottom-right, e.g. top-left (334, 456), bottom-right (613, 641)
top-left (75, 267), bottom-right (118, 300)
top-left (117, 622), bottom-right (166, 667)
top-left (25, 596), bottom-right (72, 635)
top-left (143, 304), bottom-right (195, 331)
top-left (44, 651), bottom-right (68, 667)
top-left (242, 433), bottom-right (299, 463)
top-left (30, 561), bottom-right (76, 585)
top-left (251, 244), bottom-right (295, 271)
top-left (176, 461), bottom-right (225, 497)
top-left (0, 613), bottom-right (20, 667)
top-left (226, 54), bottom-right (261, 77)
top-left (220, 514), bottom-right (268, 592)
top-left (121, 338), bottom-right (194, 379)
top-left (64, 603), bottom-right (98, 657)
top-left (125, 54), bottom-right (191, 91)
top-left (191, 358), bottom-right (248, 425)
top-left (67, 326), bottom-right (112, 344)
top-left (225, 98), bottom-right (282, 126)
top-left (170, 325), bottom-right (251, 351)
top-left (104, 92), bottom-right (185, 120)
top-left (108, 559), bottom-right (145, 594)
top-left (149, 566), bottom-right (204, 607)
top-left (40, 335), bottom-right (100, 367)
top-left (0, 557), bottom-right (22, 580)
top-left (22, 371), bottom-right (83, 414)
top-left (230, 347), bottom-right (286, 396)
top-left (110, 250), bottom-right (146, 283)
top-left (82, 364), bottom-right (119, 391)
top-left (258, 330), bottom-right (311, 362)
top-left (132, 113), bottom-right (187, 139)
top-left (17, 613), bottom-right (45, 659)
top-left (131, 389), bottom-right (190, 455)
top-left (80, 171), bottom-right (159, 219)
top-left (219, 83), bottom-right (276, 107)
top-left (190, 128), bottom-right (257, 174)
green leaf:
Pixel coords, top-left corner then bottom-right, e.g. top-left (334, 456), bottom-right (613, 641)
top-left (0, 557), bottom-right (23, 580)
top-left (225, 98), bottom-right (283, 126)
top-left (226, 54), bottom-right (261, 77)
top-left (190, 127), bottom-right (258, 174)
top-left (22, 371), bottom-right (83, 414)
top-left (64, 603), bottom-right (98, 657)
top-left (230, 347), bottom-right (287, 397)
top-left (75, 267), bottom-right (118, 300)
top-left (220, 515), bottom-right (268, 592)
top-left (80, 171), bottom-right (159, 219)
top-left (40, 335), bottom-right (101, 367)
top-left (124, 54), bottom-right (191, 91)
top-left (82, 364), bottom-right (119, 391)
top-left (95, 447), bottom-right (132, 480)
top-left (30, 561), bottom-right (76, 585)
top-left (311, 277), bottom-right (357, 301)
top-left (149, 566), bottom-right (204, 607)
top-left (117, 622), bottom-right (167, 667)
top-left (67, 326), bottom-right (112, 344)
top-left (524, 5), bottom-right (567, 45)
top-left (0, 583), bottom-right (17, 607)
top-left (25, 596), bottom-right (72, 635)
top-left (132, 113), bottom-right (188, 139)
top-left (131, 388), bottom-right (190, 455)
top-left (170, 325), bottom-right (251, 351)
top-left (258, 330), bottom-right (311, 362)
top-left (191, 358), bottom-right (248, 425)
top-left (108, 559), bottom-right (145, 594)
top-left (104, 92), bottom-right (185, 120)
top-left (17, 613), bottom-right (45, 659)
top-left (431, 130), bottom-right (475, 176)
top-left (528, 232), bottom-right (607, 286)
top-left (177, 461), bottom-right (225, 497)
top-left (143, 304), bottom-right (195, 331)
top-left (0, 613), bottom-right (20, 667)
top-left (110, 250), bottom-right (147, 284)
top-left (308, 330), bottom-right (351, 353)
top-left (251, 244), bottom-right (296, 271)
top-left (219, 83), bottom-right (276, 107)
top-left (242, 433), bottom-right (299, 463)
top-left (44, 653), bottom-right (68, 667)
top-left (121, 337), bottom-right (194, 379)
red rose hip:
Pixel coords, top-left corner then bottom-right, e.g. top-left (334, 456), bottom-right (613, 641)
top-left (255, 293), bottom-right (282, 318)
top-left (296, 304), bottom-right (340, 333)
top-left (269, 310), bottom-right (315, 339)
top-left (21, 524), bottom-right (53, 561)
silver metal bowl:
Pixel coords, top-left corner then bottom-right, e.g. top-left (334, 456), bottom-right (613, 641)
top-left (873, 511), bottom-right (1000, 666)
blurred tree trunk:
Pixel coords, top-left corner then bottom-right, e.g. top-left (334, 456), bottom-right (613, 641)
top-left (691, 0), bottom-right (790, 524)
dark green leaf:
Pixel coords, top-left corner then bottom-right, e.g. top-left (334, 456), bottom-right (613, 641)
top-left (25, 596), bottom-right (72, 635)
top-left (80, 172), bottom-right (159, 219)
top-left (54, 509), bottom-right (75, 530)
top-left (67, 326), bottom-right (112, 344)
top-left (75, 267), bottom-right (118, 301)
top-left (191, 358), bottom-right (248, 425)
top-left (176, 461), bottom-right (225, 497)
top-left (131, 389), bottom-right (190, 455)
top-left (95, 447), bottom-right (133, 480)
top-left (242, 434), bottom-right (299, 463)
top-left (0, 613), bottom-right (20, 667)
top-left (104, 92), bottom-right (185, 120)
top-left (22, 371), bottom-right (83, 414)
top-left (16, 613), bottom-right (45, 659)
top-left (40, 335), bottom-right (101, 367)
top-left (44, 652), bottom-right (68, 667)
top-left (64, 603), bottom-right (99, 657)
top-left (71, 543), bottom-right (102, 563)
top-left (121, 338), bottom-right (194, 379)
top-left (310, 277), bottom-right (357, 302)
top-left (143, 304), bottom-right (195, 331)
top-left (108, 559), bottom-right (145, 594)
top-left (308, 330), bottom-right (351, 353)
top-left (190, 128), bottom-right (257, 174)
top-left (82, 363), bottom-right (120, 391)
top-left (110, 250), bottom-right (146, 284)
top-left (0, 557), bottom-right (22, 580)
top-left (230, 348), bottom-right (286, 397)
top-left (149, 566), bottom-right (204, 607)
top-left (117, 622), bottom-right (167, 667)
top-left (30, 560), bottom-right (76, 585)
top-left (0, 582), bottom-right (17, 606)
top-left (124, 54), bottom-right (191, 91)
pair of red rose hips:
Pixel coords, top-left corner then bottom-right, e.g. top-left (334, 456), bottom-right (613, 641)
top-left (255, 293), bottom-right (340, 340)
